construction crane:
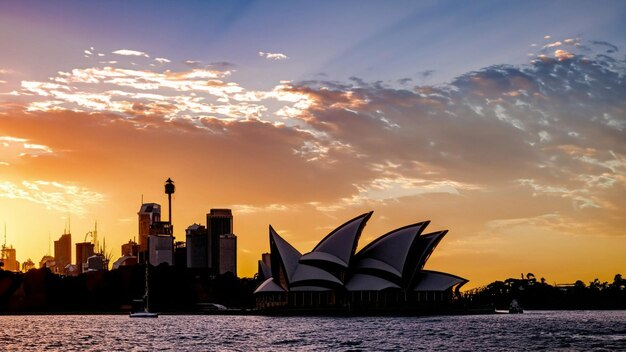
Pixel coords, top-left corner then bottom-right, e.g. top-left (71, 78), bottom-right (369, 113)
top-left (84, 221), bottom-right (99, 252)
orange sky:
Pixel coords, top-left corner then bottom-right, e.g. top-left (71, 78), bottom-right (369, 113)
top-left (1, 3), bottom-right (626, 289)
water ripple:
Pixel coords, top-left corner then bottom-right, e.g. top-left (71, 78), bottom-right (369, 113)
top-left (0, 311), bottom-right (625, 351)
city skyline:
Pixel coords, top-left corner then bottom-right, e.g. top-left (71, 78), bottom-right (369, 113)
top-left (1, 1), bottom-right (626, 288)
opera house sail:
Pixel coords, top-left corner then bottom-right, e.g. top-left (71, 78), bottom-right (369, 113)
top-left (254, 212), bottom-right (468, 313)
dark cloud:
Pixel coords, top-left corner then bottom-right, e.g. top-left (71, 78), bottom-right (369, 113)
top-left (280, 44), bottom-right (626, 235)
top-left (417, 69), bottom-right (435, 79)
top-left (591, 40), bottom-right (619, 53)
top-left (209, 61), bottom-right (237, 69)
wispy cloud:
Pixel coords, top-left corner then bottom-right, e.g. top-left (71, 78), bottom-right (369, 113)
top-left (0, 180), bottom-right (104, 215)
top-left (0, 135), bottom-right (55, 158)
top-left (112, 49), bottom-right (150, 57)
top-left (259, 51), bottom-right (289, 60)
top-left (231, 203), bottom-right (291, 214)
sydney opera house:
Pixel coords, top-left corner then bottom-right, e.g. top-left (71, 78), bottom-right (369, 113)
top-left (254, 212), bottom-right (468, 313)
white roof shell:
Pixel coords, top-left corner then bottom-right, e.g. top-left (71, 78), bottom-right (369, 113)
top-left (254, 278), bottom-right (286, 294)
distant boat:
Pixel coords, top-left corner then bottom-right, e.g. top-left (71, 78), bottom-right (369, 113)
top-left (129, 311), bottom-right (158, 318)
top-left (508, 299), bottom-right (523, 314)
top-left (130, 263), bottom-right (158, 318)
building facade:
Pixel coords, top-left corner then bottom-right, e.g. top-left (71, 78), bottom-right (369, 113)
top-left (207, 209), bottom-right (233, 274)
top-left (219, 233), bottom-right (237, 276)
top-left (75, 242), bottom-right (94, 274)
top-left (54, 233), bottom-right (71, 275)
top-left (186, 224), bottom-right (208, 269)
top-left (121, 239), bottom-right (140, 257)
top-left (138, 203), bottom-right (161, 254)
top-left (148, 221), bottom-right (173, 266)
top-left (1, 246), bottom-right (20, 272)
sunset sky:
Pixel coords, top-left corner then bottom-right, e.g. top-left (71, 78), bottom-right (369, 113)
top-left (1, 1), bottom-right (625, 288)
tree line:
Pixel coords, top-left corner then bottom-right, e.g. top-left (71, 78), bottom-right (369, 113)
top-left (0, 265), bottom-right (259, 313)
top-left (462, 273), bottom-right (626, 310)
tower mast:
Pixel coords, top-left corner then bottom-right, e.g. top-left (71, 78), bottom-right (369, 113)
top-left (164, 178), bottom-right (175, 235)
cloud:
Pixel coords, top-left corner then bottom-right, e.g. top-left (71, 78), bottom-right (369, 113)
top-left (231, 204), bottom-right (291, 214)
top-left (154, 57), bottom-right (171, 64)
top-left (0, 135), bottom-right (55, 158)
top-left (591, 40), bottom-right (618, 53)
top-left (0, 180), bottom-right (104, 215)
top-left (554, 49), bottom-right (574, 61)
top-left (3, 41), bottom-right (626, 239)
top-left (112, 49), bottom-right (150, 57)
top-left (259, 51), bottom-right (289, 60)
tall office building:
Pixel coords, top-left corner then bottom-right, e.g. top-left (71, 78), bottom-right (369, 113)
top-left (75, 242), bottom-right (94, 274)
top-left (206, 209), bottom-right (233, 274)
top-left (54, 233), bottom-right (71, 275)
top-left (219, 233), bottom-right (237, 276)
top-left (148, 231), bottom-right (174, 266)
top-left (138, 203), bottom-right (161, 254)
top-left (1, 246), bottom-right (20, 272)
top-left (186, 224), bottom-right (207, 269)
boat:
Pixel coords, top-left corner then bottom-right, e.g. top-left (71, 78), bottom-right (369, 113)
top-left (130, 263), bottom-right (158, 318)
top-left (129, 311), bottom-right (158, 318)
top-left (508, 299), bottom-right (523, 314)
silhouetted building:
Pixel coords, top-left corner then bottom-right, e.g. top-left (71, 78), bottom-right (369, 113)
top-left (148, 235), bottom-right (173, 266)
top-left (75, 242), bottom-right (94, 274)
top-left (186, 224), bottom-right (208, 269)
top-left (54, 233), bottom-right (71, 275)
top-left (121, 239), bottom-right (139, 257)
top-left (207, 209), bottom-right (233, 274)
top-left (258, 252), bottom-right (272, 280)
top-left (39, 255), bottom-right (55, 269)
top-left (1, 246), bottom-right (20, 272)
top-left (65, 264), bottom-right (79, 276)
top-left (219, 233), bottom-right (237, 276)
top-left (255, 212), bottom-right (468, 312)
top-left (148, 221), bottom-right (173, 266)
top-left (86, 254), bottom-right (105, 271)
top-left (111, 255), bottom-right (137, 270)
top-left (138, 203), bottom-right (161, 255)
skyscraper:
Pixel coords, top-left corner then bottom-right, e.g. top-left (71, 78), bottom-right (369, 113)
top-left (1, 246), bottom-right (19, 272)
top-left (206, 209), bottom-right (233, 274)
top-left (75, 242), bottom-right (94, 274)
top-left (138, 203), bottom-right (161, 262)
top-left (54, 233), bottom-right (71, 275)
top-left (186, 223), bottom-right (207, 269)
top-left (219, 233), bottom-right (237, 276)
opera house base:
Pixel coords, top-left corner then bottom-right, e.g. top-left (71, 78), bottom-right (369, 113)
top-left (255, 290), bottom-right (478, 316)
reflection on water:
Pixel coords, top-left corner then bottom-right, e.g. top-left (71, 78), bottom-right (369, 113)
top-left (0, 311), bottom-right (625, 351)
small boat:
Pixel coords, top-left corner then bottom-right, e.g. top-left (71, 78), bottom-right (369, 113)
top-left (508, 299), bottom-right (523, 314)
top-left (129, 310), bottom-right (158, 318)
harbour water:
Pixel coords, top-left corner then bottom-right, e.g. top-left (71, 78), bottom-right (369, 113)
top-left (0, 311), bottom-right (625, 351)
